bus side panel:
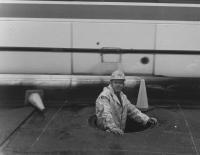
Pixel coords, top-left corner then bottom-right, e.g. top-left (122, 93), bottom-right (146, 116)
top-left (73, 22), bottom-right (155, 49)
top-left (156, 24), bottom-right (200, 51)
top-left (0, 52), bottom-right (71, 74)
top-left (72, 22), bottom-right (155, 74)
top-left (155, 55), bottom-right (200, 77)
top-left (155, 24), bottom-right (200, 77)
top-left (0, 21), bottom-right (72, 74)
top-left (122, 54), bottom-right (154, 74)
top-left (0, 21), bottom-right (71, 48)
top-left (72, 53), bottom-right (106, 75)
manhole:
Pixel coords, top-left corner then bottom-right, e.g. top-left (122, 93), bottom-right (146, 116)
top-left (88, 115), bottom-right (155, 133)
top-left (124, 117), bottom-right (154, 133)
top-left (88, 115), bottom-right (98, 129)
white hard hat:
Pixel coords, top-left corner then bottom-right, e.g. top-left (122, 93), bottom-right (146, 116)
top-left (110, 70), bottom-right (125, 81)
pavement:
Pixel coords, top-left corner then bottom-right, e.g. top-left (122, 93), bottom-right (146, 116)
top-left (0, 78), bottom-right (200, 155)
top-left (0, 107), bottom-right (34, 146)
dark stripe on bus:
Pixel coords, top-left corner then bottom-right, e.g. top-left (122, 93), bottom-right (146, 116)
top-left (15, 0), bottom-right (200, 3)
top-left (1, 3), bottom-right (200, 21)
top-left (1, 47), bottom-right (200, 55)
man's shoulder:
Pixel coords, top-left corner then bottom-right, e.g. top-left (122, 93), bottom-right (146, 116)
top-left (96, 87), bottom-right (111, 103)
top-left (99, 86), bottom-right (111, 97)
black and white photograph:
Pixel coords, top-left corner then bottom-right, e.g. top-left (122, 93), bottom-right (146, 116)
top-left (0, 0), bottom-right (200, 154)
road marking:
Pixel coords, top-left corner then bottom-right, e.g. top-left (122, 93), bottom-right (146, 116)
top-left (178, 104), bottom-right (199, 155)
top-left (0, 108), bottom-right (35, 148)
top-left (30, 104), bottom-right (65, 149)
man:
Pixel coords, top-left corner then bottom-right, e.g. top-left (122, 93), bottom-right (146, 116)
top-left (95, 70), bottom-right (157, 135)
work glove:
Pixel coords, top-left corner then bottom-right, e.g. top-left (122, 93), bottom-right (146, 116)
top-left (107, 127), bottom-right (124, 136)
top-left (146, 117), bottom-right (157, 128)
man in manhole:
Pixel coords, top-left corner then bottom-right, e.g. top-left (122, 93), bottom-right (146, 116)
top-left (95, 70), bottom-right (157, 135)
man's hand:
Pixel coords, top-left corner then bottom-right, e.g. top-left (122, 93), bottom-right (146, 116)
top-left (107, 128), bottom-right (124, 135)
top-left (146, 117), bottom-right (158, 128)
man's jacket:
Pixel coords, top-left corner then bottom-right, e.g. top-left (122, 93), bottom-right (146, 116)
top-left (96, 85), bottom-right (149, 131)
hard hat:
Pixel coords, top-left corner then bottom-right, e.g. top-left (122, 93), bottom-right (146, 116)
top-left (110, 70), bottom-right (125, 81)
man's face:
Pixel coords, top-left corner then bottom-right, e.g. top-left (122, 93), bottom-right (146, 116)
top-left (111, 79), bottom-right (125, 93)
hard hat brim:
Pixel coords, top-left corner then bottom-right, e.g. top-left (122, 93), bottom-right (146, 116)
top-left (110, 79), bottom-right (125, 81)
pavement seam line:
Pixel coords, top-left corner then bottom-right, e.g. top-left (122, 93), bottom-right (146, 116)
top-left (178, 104), bottom-right (199, 155)
top-left (30, 104), bottom-right (65, 149)
top-left (15, 148), bottom-right (180, 155)
top-left (0, 108), bottom-right (35, 148)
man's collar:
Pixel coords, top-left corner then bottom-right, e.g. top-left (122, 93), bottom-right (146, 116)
top-left (108, 85), bottom-right (123, 105)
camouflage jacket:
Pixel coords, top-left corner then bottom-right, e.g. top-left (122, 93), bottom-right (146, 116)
top-left (96, 85), bottom-right (149, 131)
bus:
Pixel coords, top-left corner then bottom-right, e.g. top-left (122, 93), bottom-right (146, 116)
top-left (0, 0), bottom-right (200, 87)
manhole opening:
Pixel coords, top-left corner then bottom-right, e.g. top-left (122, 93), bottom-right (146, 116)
top-left (124, 118), bottom-right (151, 133)
top-left (88, 115), bottom-right (153, 133)
top-left (88, 115), bottom-right (98, 128)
